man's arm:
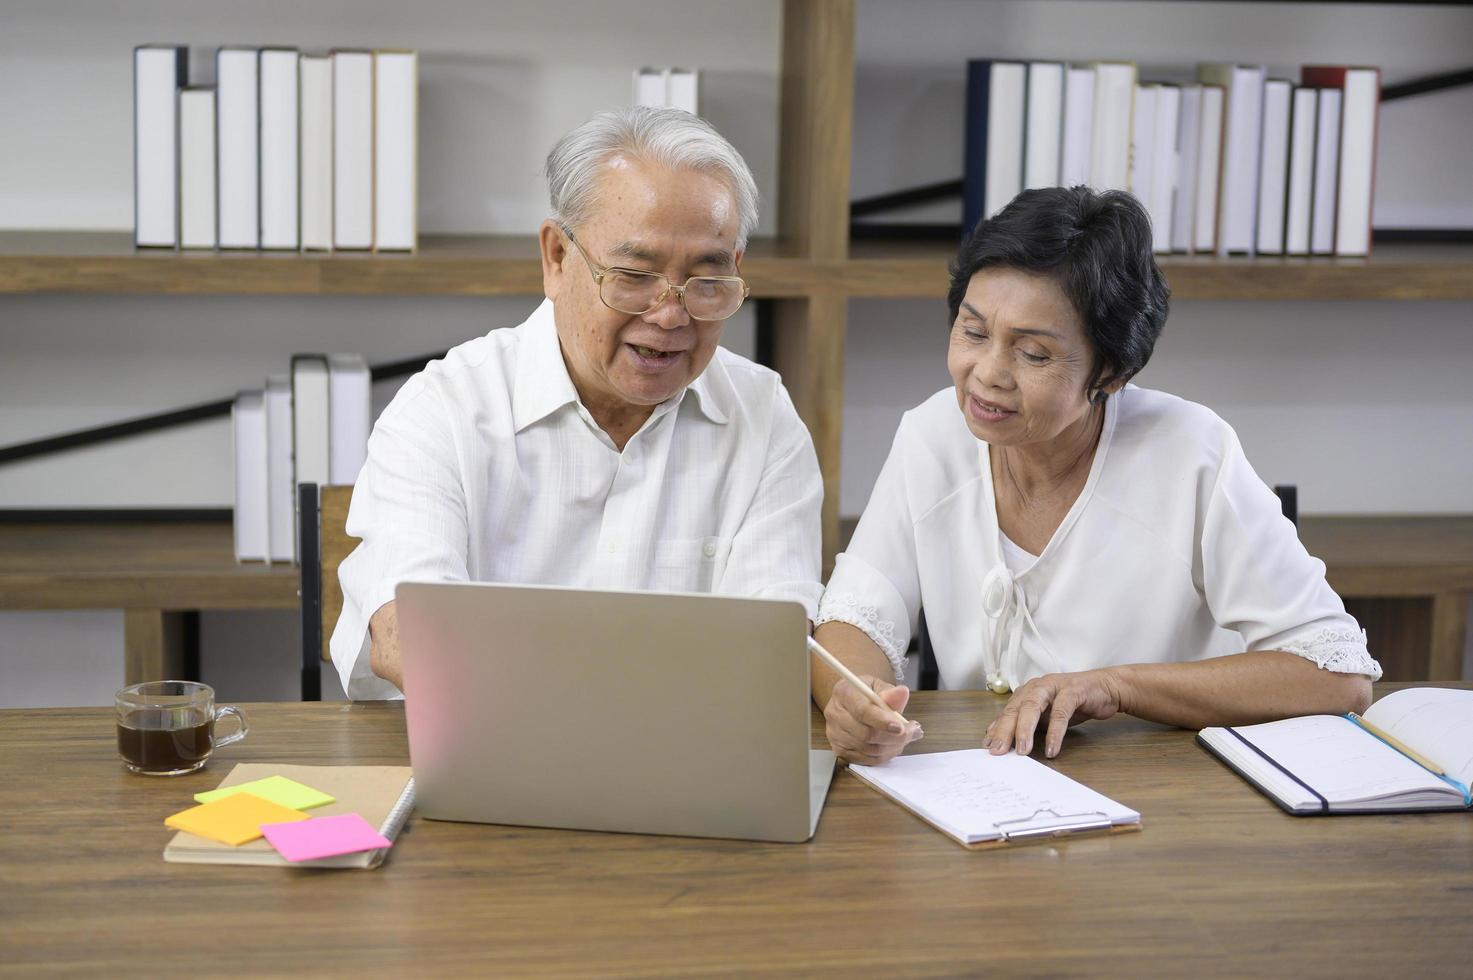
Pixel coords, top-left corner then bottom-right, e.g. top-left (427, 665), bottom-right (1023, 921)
top-left (368, 601), bottom-right (404, 692)
top-left (711, 381), bottom-right (825, 618)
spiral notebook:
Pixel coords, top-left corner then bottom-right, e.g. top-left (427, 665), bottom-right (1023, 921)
top-left (163, 764), bottom-right (415, 868)
top-left (849, 749), bottom-right (1141, 848)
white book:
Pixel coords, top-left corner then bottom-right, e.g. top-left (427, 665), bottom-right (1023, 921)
top-left (1200, 63), bottom-right (1266, 256)
top-left (1023, 62), bottom-right (1063, 190)
top-left (984, 62), bottom-right (1026, 219)
top-left (633, 67), bottom-right (666, 107)
top-left (1336, 68), bottom-right (1380, 257)
top-left (1089, 62), bottom-right (1136, 192)
top-left (292, 354), bottom-right (332, 490)
top-left (1129, 84), bottom-right (1156, 222)
top-left (1060, 66), bottom-right (1095, 188)
top-left (1149, 84), bottom-right (1179, 254)
top-left (327, 354), bottom-right (372, 485)
top-left (1255, 80), bottom-right (1292, 255)
top-left (178, 88), bottom-right (217, 250)
top-left (332, 51), bottom-right (374, 250)
top-left (231, 390), bottom-right (269, 563)
top-left (1311, 88), bottom-right (1342, 256)
top-left (216, 48), bottom-right (260, 249)
top-left (374, 50), bottom-right (417, 251)
top-left (1199, 688), bottom-right (1473, 815)
top-left (134, 45), bottom-right (187, 248)
top-left (259, 48), bottom-right (300, 250)
top-left (1285, 87), bottom-right (1318, 256)
top-left (667, 68), bottom-right (699, 114)
top-left (1194, 85), bottom-right (1225, 253)
top-left (849, 749), bottom-right (1140, 847)
top-left (299, 55), bottom-right (333, 252)
top-left (264, 376), bottom-right (295, 563)
top-left (1171, 85), bottom-right (1202, 253)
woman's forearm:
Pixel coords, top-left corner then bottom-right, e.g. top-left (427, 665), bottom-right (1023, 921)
top-left (1108, 650), bottom-right (1373, 730)
top-left (811, 621), bottom-right (898, 708)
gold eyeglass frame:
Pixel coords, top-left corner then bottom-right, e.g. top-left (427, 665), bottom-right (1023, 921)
top-left (559, 224), bottom-right (750, 322)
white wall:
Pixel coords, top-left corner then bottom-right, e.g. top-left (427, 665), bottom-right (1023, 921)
top-left (4, 1), bottom-right (1470, 706)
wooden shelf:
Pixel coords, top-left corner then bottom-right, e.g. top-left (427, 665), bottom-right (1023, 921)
top-left (0, 231), bottom-right (814, 298)
top-left (0, 518), bottom-right (297, 611)
top-left (7, 231), bottom-right (1471, 301)
top-left (1298, 515), bottom-right (1473, 597)
top-left (11, 229), bottom-right (1473, 300)
top-left (842, 239), bottom-right (1473, 301)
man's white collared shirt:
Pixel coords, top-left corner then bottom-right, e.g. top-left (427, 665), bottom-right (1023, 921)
top-left (331, 299), bottom-right (824, 699)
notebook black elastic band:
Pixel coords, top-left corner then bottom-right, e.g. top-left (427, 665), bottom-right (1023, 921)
top-left (1226, 727), bottom-right (1328, 813)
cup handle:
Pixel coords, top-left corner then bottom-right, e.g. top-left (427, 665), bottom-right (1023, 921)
top-left (212, 704), bottom-right (249, 749)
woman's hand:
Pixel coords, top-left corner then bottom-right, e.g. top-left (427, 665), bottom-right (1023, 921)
top-left (823, 675), bottom-right (923, 765)
top-left (984, 669), bottom-right (1125, 758)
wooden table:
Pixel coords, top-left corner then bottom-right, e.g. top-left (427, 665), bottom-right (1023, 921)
top-left (4, 686), bottom-right (1469, 977)
top-left (0, 519), bottom-right (298, 683)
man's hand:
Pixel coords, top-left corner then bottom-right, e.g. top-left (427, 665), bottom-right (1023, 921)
top-left (983, 669), bottom-right (1124, 758)
top-left (823, 674), bottom-right (923, 765)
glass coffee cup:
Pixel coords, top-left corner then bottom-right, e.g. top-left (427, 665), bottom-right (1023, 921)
top-left (115, 680), bottom-right (248, 775)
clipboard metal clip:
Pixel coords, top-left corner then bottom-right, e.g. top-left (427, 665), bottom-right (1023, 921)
top-left (995, 808), bottom-right (1111, 841)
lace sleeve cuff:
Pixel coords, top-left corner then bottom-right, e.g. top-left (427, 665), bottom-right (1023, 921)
top-left (815, 591), bottom-right (907, 683)
top-left (1273, 627), bottom-right (1383, 681)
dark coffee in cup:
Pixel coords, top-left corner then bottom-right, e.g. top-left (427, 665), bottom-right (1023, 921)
top-left (117, 710), bottom-right (213, 774)
top-left (113, 681), bottom-right (248, 775)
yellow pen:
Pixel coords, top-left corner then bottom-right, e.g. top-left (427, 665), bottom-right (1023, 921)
top-left (1349, 713), bottom-right (1446, 777)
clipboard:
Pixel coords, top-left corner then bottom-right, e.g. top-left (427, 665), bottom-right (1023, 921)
top-left (851, 775), bottom-right (1143, 849)
top-left (848, 748), bottom-right (1143, 848)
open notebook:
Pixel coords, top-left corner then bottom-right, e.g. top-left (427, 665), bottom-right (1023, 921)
top-left (849, 749), bottom-right (1140, 848)
top-left (163, 763), bottom-right (415, 868)
top-left (1198, 687), bottom-right (1473, 814)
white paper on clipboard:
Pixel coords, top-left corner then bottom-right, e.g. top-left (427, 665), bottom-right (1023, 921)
top-left (850, 749), bottom-right (1140, 846)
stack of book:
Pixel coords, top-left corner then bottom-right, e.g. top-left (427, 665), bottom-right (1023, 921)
top-left (134, 45), bottom-right (418, 253)
top-left (964, 59), bottom-right (1381, 256)
top-left (231, 354), bottom-right (371, 564)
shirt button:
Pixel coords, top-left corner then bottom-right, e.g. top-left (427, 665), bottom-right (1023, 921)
top-left (606, 543), bottom-right (617, 554)
top-left (703, 541), bottom-right (717, 558)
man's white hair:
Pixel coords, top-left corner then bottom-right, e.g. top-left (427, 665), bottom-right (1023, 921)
top-left (545, 105), bottom-right (759, 250)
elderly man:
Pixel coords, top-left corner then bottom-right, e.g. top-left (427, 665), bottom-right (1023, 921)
top-left (330, 106), bottom-right (823, 698)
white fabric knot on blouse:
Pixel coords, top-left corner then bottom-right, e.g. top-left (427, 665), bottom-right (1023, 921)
top-left (980, 563), bottom-right (1057, 691)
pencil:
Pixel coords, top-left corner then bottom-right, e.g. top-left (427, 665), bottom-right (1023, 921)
top-left (1349, 713), bottom-right (1447, 777)
top-left (806, 635), bottom-right (919, 731)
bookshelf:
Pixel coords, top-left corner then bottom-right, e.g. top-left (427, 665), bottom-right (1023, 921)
top-left (4, 0), bottom-right (1469, 597)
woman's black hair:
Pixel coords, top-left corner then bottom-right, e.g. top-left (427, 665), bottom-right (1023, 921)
top-left (947, 186), bottom-right (1170, 402)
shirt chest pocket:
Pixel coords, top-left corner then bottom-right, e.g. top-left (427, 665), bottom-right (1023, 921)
top-left (651, 536), bottom-right (732, 594)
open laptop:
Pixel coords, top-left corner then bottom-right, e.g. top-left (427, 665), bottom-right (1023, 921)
top-left (395, 581), bottom-right (836, 843)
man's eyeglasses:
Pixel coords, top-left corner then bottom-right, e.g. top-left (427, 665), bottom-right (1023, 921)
top-left (560, 225), bottom-right (749, 322)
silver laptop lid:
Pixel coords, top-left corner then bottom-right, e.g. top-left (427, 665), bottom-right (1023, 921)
top-left (397, 581), bottom-right (827, 843)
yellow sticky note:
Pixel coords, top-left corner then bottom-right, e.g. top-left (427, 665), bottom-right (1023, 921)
top-left (165, 792), bottom-right (309, 846)
top-left (194, 775), bottom-right (335, 811)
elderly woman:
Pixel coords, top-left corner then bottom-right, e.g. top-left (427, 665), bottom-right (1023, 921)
top-left (813, 186), bottom-right (1379, 765)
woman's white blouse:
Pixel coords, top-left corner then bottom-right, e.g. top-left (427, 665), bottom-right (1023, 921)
top-left (817, 385), bottom-right (1381, 689)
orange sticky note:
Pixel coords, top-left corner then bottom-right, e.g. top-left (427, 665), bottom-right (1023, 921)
top-left (164, 792), bottom-right (309, 846)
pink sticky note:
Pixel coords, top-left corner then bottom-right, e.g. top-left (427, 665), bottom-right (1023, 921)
top-left (259, 813), bottom-right (392, 862)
